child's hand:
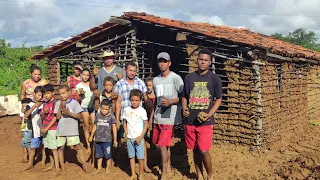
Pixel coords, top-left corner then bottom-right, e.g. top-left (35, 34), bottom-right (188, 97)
top-left (93, 65), bottom-right (99, 76)
top-left (93, 89), bottom-right (100, 98)
top-left (62, 108), bottom-right (70, 116)
top-left (44, 108), bottom-right (50, 114)
top-left (124, 131), bottom-right (128, 141)
top-left (161, 97), bottom-right (171, 107)
top-left (111, 92), bottom-right (118, 100)
top-left (135, 136), bottom-right (143, 145)
top-left (148, 124), bottom-right (152, 130)
top-left (116, 72), bottom-right (123, 80)
top-left (113, 141), bottom-right (118, 148)
top-left (88, 136), bottom-right (93, 143)
top-left (79, 88), bottom-right (85, 95)
top-left (116, 121), bottom-right (121, 131)
top-left (182, 107), bottom-right (190, 117)
top-left (41, 128), bottom-right (48, 134)
top-left (60, 101), bottom-right (66, 110)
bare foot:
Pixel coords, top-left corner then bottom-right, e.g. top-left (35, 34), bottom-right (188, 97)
top-left (83, 162), bottom-right (93, 173)
top-left (22, 163), bottom-right (33, 171)
top-left (55, 169), bottom-right (61, 177)
top-left (105, 167), bottom-right (111, 174)
top-left (61, 168), bottom-right (67, 175)
top-left (207, 175), bottom-right (213, 180)
top-left (144, 166), bottom-right (152, 173)
top-left (129, 174), bottom-right (137, 180)
top-left (20, 158), bottom-right (28, 163)
top-left (138, 174), bottom-right (144, 180)
top-left (197, 175), bottom-right (204, 180)
top-left (91, 168), bottom-right (101, 175)
top-left (42, 163), bottom-right (54, 172)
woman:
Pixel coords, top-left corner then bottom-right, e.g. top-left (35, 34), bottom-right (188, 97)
top-left (67, 61), bottom-right (82, 100)
top-left (20, 64), bottom-right (48, 100)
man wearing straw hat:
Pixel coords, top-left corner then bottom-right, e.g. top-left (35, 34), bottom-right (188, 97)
top-left (90, 50), bottom-right (124, 92)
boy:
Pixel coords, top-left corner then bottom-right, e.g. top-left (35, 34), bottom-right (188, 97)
top-left (123, 89), bottom-right (148, 180)
top-left (40, 84), bottom-right (60, 174)
top-left (20, 98), bottom-right (33, 163)
top-left (89, 99), bottom-right (117, 174)
top-left (54, 85), bottom-right (91, 174)
top-left (23, 86), bottom-right (45, 171)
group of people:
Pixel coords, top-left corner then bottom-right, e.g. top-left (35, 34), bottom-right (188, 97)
top-left (19, 48), bottom-right (222, 180)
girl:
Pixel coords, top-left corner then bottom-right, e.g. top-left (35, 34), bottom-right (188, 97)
top-left (67, 61), bottom-right (82, 100)
top-left (142, 77), bottom-right (155, 173)
top-left (76, 68), bottom-right (94, 153)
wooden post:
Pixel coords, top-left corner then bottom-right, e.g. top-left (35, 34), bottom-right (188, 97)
top-left (131, 24), bottom-right (139, 75)
top-left (253, 61), bottom-right (263, 146)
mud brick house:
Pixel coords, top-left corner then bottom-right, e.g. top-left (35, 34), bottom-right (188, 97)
top-left (31, 12), bottom-right (320, 147)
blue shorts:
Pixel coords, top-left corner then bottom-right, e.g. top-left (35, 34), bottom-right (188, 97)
top-left (21, 130), bottom-right (32, 148)
top-left (82, 107), bottom-right (95, 114)
top-left (30, 136), bottom-right (43, 149)
top-left (95, 142), bottom-right (112, 159)
top-left (127, 138), bottom-right (144, 159)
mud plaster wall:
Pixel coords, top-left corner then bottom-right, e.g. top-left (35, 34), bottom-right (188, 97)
top-left (307, 65), bottom-right (320, 121)
top-left (261, 61), bottom-right (308, 145)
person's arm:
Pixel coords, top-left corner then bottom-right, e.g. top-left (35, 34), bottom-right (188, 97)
top-left (41, 117), bottom-right (57, 134)
top-left (136, 120), bottom-right (148, 145)
top-left (89, 75), bottom-right (97, 91)
top-left (62, 109), bottom-right (81, 120)
top-left (115, 95), bottom-right (122, 129)
top-left (112, 124), bottom-right (118, 147)
top-left (24, 102), bottom-right (42, 119)
top-left (203, 75), bottom-right (222, 120)
top-left (67, 76), bottom-right (71, 87)
top-left (148, 108), bottom-right (154, 130)
top-left (20, 81), bottom-right (26, 100)
top-left (182, 97), bottom-right (190, 117)
top-left (123, 119), bottom-right (128, 140)
top-left (89, 124), bottom-right (96, 142)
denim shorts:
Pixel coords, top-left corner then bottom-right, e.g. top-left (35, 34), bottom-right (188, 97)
top-left (82, 107), bottom-right (95, 114)
top-left (30, 136), bottom-right (43, 149)
top-left (21, 130), bottom-right (32, 148)
top-left (127, 138), bottom-right (144, 159)
top-left (95, 142), bottom-right (112, 159)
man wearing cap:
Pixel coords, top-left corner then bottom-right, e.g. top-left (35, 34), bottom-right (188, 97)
top-left (182, 49), bottom-right (222, 180)
top-left (151, 52), bottom-right (184, 179)
top-left (90, 50), bottom-right (124, 92)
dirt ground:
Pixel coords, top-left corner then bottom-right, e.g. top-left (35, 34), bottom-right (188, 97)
top-left (0, 115), bottom-right (320, 180)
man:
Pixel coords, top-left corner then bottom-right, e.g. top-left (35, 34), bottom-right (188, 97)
top-left (89, 50), bottom-right (124, 92)
top-left (152, 52), bottom-right (184, 180)
top-left (114, 61), bottom-right (147, 136)
top-left (182, 49), bottom-right (222, 180)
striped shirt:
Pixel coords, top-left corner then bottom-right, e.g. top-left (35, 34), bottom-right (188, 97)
top-left (114, 78), bottom-right (147, 120)
top-left (41, 100), bottom-right (57, 130)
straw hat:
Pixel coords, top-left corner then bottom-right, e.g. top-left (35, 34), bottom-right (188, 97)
top-left (98, 50), bottom-right (119, 59)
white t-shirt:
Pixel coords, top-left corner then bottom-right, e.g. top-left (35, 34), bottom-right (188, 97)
top-left (123, 106), bottom-right (148, 138)
top-left (76, 82), bottom-right (93, 108)
top-left (27, 102), bottom-right (43, 138)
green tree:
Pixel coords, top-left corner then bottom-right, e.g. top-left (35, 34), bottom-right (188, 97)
top-left (271, 28), bottom-right (320, 51)
top-left (0, 39), bottom-right (47, 97)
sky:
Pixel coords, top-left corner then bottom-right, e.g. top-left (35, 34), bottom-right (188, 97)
top-left (1, 0), bottom-right (320, 47)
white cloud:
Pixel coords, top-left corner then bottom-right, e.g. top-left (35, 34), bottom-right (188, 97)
top-left (190, 15), bottom-right (224, 26)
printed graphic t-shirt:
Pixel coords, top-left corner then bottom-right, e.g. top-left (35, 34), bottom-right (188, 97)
top-left (94, 112), bottom-right (116, 142)
top-left (123, 106), bottom-right (148, 139)
top-left (183, 71), bottom-right (222, 126)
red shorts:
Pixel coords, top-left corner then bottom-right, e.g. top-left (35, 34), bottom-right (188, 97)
top-left (152, 124), bottom-right (174, 147)
top-left (184, 125), bottom-right (213, 151)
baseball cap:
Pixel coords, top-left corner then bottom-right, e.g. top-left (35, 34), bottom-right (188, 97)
top-left (157, 52), bottom-right (171, 61)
